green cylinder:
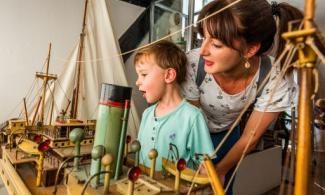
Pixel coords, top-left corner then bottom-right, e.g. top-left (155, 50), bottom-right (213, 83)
top-left (90, 83), bottom-right (132, 182)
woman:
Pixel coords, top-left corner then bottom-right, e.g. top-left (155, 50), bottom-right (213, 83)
top-left (181, 0), bottom-right (303, 194)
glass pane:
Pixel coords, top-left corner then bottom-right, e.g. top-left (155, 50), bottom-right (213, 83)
top-left (150, 0), bottom-right (214, 50)
top-left (152, 0), bottom-right (187, 50)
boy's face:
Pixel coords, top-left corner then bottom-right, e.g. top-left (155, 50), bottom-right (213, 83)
top-left (135, 55), bottom-right (167, 104)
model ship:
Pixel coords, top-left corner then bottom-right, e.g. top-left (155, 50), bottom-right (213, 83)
top-left (0, 0), bottom-right (215, 194)
top-left (1, 0), bottom-right (324, 194)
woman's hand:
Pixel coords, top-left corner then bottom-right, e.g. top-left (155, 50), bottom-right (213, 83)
top-left (200, 165), bottom-right (225, 186)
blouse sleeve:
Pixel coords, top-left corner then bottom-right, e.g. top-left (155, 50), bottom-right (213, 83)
top-left (254, 63), bottom-right (298, 112)
top-left (181, 48), bottom-right (201, 101)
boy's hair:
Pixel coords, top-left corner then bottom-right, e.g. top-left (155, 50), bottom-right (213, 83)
top-left (134, 40), bottom-right (187, 84)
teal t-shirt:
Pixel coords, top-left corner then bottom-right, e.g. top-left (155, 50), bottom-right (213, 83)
top-left (138, 99), bottom-right (214, 171)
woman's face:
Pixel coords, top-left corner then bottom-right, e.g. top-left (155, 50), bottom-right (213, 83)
top-left (199, 27), bottom-right (243, 74)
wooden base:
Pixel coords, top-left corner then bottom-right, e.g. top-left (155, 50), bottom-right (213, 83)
top-left (115, 175), bottom-right (173, 195)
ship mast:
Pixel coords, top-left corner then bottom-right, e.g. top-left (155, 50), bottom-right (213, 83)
top-left (70, 0), bottom-right (89, 119)
top-left (294, 0), bottom-right (316, 193)
top-left (282, 0), bottom-right (317, 194)
top-left (36, 43), bottom-right (57, 123)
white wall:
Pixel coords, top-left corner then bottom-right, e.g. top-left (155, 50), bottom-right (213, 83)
top-left (0, 0), bottom-right (84, 122)
top-left (0, 0), bottom-right (145, 123)
top-left (107, 0), bottom-right (145, 38)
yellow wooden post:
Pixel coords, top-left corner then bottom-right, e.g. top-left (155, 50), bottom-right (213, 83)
top-left (203, 155), bottom-right (225, 195)
top-left (280, 0), bottom-right (318, 193)
top-left (148, 149), bottom-right (158, 179)
top-left (36, 152), bottom-right (44, 187)
top-left (174, 168), bottom-right (180, 193)
top-left (102, 154), bottom-right (113, 194)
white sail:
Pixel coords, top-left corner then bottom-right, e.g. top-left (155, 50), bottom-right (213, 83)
top-left (40, 0), bottom-right (139, 137)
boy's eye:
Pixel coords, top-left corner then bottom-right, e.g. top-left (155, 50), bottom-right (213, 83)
top-left (141, 74), bottom-right (147, 77)
top-left (212, 43), bottom-right (222, 48)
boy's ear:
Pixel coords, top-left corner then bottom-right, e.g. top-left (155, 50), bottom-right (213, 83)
top-left (164, 68), bottom-right (177, 84)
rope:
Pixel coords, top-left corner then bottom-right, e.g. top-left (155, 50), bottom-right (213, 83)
top-left (307, 37), bottom-right (325, 66)
top-left (46, 82), bottom-right (60, 122)
top-left (186, 163), bottom-right (204, 195)
top-left (56, 80), bottom-right (71, 103)
top-left (225, 45), bottom-right (298, 192)
top-left (311, 66), bottom-right (319, 100)
top-left (188, 31), bottom-right (296, 195)
top-left (315, 182), bottom-right (325, 191)
top-left (50, 0), bottom-right (243, 64)
top-left (211, 42), bottom-right (294, 159)
top-left (186, 42), bottom-right (294, 193)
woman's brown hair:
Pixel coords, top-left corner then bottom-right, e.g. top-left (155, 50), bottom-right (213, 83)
top-left (197, 0), bottom-right (303, 61)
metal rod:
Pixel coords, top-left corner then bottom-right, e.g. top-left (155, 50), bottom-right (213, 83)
top-left (186, 0), bottom-right (195, 52)
top-left (288, 107), bottom-right (296, 195)
top-left (52, 155), bottom-right (84, 195)
top-left (81, 171), bottom-right (111, 195)
top-left (149, 2), bottom-right (155, 42)
top-left (114, 100), bottom-right (130, 180)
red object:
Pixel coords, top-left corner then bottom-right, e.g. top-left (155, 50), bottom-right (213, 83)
top-left (124, 100), bottom-right (130, 109)
top-left (99, 100), bottom-right (125, 108)
top-left (33, 134), bottom-right (42, 144)
top-left (126, 135), bottom-right (131, 144)
top-left (38, 141), bottom-right (50, 152)
top-left (176, 159), bottom-right (186, 171)
top-left (45, 139), bottom-right (51, 145)
top-left (128, 166), bottom-right (141, 182)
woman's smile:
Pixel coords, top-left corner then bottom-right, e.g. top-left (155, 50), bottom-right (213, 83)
top-left (204, 59), bottom-right (214, 67)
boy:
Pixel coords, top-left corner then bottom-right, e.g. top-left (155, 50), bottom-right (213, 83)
top-left (135, 40), bottom-right (214, 171)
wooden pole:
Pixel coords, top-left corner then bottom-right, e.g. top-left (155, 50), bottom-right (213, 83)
top-left (203, 155), bottom-right (225, 195)
top-left (32, 96), bottom-right (42, 126)
top-left (294, 0), bottom-right (316, 194)
top-left (49, 97), bottom-right (54, 126)
top-left (23, 98), bottom-right (29, 126)
top-left (36, 153), bottom-right (44, 187)
top-left (71, 0), bottom-right (88, 119)
top-left (40, 43), bottom-right (52, 122)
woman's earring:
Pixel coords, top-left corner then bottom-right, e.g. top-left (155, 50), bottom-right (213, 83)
top-left (244, 58), bottom-right (251, 69)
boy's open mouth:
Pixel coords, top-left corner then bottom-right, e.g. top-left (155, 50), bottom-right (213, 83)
top-left (140, 90), bottom-right (146, 97)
